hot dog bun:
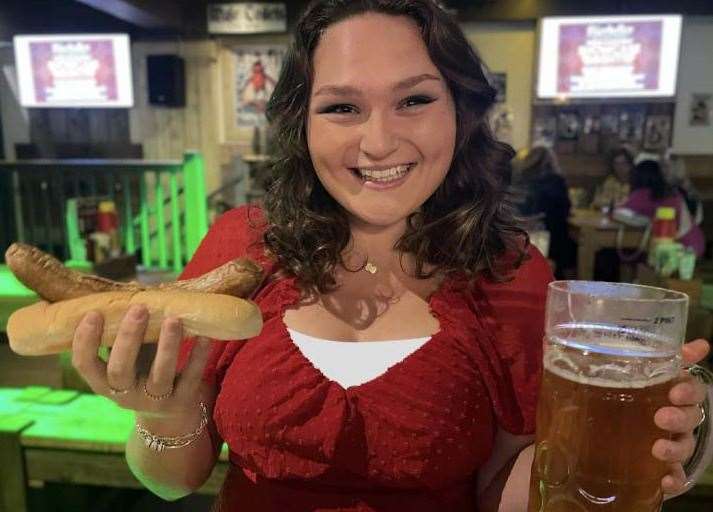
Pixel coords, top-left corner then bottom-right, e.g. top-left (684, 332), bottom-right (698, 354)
top-left (8, 290), bottom-right (262, 356)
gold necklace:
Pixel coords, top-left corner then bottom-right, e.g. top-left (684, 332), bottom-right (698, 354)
top-left (364, 261), bottom-right (378, 274)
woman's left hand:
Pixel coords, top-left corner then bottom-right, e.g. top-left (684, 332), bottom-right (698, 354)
top-left (652, 338), bottom-right (710, 496)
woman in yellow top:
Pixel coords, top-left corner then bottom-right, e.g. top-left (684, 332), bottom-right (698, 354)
top-left (592, 146), bottom-right (634, 209)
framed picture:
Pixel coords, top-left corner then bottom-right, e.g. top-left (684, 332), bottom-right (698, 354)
top-left (557, 111), bottom-right (580, 140)
top-left (233, 46), bottom-right (286, 128)
top-left (643, 115), bottom-right (672, 151)
top-left (207, 3), bottom-right (287, 34)
top-left (532, 116), bottom-right (556, 147)
top-left (618, 107), bottom-right (645, 145)
top-left (690, 93), bottom-right (712, 126)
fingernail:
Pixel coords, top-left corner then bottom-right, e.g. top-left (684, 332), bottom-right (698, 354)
top-left (86, 312), bottom-right (100, 326)
top-left (130, 305), bottom-right (147, 319)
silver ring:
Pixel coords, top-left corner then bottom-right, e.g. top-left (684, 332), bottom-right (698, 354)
top-left (696, 403), bottom-right (706, 428)
top-left (143, 381), bottom-right (173, 401)
top-left (108, 385), bottom-right (132, 396)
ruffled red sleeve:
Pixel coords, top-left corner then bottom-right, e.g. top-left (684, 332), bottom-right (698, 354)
top-left (175, 204), bottom-right (272, 386)
top-left (474, 245), bottom-right (554, 435)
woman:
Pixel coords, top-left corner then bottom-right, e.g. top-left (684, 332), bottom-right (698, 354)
top-left (591, 146), bottom-right (634, 209)
top-left (623, 159), bottom-right (705, 257)
top-left (512, 145), bottom-right (576, 278)
top-left (70, 1), bottom-right (709, 510)
top-left (665, 152), bottom-right (704, 227)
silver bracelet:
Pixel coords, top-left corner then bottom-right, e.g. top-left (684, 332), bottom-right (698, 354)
top-left (135, 402), bottom-right (209, 452)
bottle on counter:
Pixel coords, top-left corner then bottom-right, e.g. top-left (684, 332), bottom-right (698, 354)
top-left (648, 206), bottom-right (682, 277)
top-left (678, 247), bottom-right (697, 281)
top-left (96, 200), bottom-right (121, 258)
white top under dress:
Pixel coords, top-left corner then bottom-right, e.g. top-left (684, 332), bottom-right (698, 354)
top-left (287, 328), bottom-right (430, 389)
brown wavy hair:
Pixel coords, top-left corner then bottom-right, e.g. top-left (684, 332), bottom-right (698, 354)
top-left (263, 0), bottom-right (527, 294)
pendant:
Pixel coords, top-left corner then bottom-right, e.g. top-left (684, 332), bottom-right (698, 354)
top-left (364, 262), bottom-right (378, 274)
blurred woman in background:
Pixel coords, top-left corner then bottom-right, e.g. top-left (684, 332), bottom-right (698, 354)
top-left (591, 146), bottom-right (634, 209)
top-left (623, 159), bottom-right (705, 257)
top-left (664, 152), bottom-right (704, 227)
top-left (512, 145), bottom-right (576, 278)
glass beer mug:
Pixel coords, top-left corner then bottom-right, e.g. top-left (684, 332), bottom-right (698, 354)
top-left (528, 281), bottom-right (713, 512)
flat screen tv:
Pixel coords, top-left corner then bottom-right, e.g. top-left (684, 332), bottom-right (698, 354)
top-left (536, 15), bottom-right (682, 100)
top-left (14, 34), bottom-right (134, 108)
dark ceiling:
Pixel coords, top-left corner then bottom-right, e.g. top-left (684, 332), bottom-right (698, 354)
top-left (1, 0), bottom-right (712, 41)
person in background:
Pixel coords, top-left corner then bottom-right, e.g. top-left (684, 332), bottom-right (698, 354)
top-left (664, 152), bottom-right (704, 227)
top-left (512, 145), bottom-right (576, 278)
top-left (623, 159), bottom-right (705, 257)
top-left (68, 2), bottom-right (709, 511)
top-left (591, 146), bottom-right (634, 209)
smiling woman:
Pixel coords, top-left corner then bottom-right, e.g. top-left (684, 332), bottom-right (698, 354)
top-left (264, 0), bottom-right (524, 293)
top-left (307, 15), bottom-right (456, 232)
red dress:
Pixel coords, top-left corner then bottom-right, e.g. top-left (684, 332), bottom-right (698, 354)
top-left (177, 205), bottom-right (553, 511)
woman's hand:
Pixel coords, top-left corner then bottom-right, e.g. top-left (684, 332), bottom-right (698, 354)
top-left (652, 338), bottom-right (710, 496)
top-left (71, 304), bottom-right (213, 420)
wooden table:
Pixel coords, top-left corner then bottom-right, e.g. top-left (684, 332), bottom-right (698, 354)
top-left (0, 387), bottom-right (228, 512)
top-left (568, 209), bottom-right (648, 281)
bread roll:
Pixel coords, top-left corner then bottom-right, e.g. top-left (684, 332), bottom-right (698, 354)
top-left (8, 290), bottom-right (263, 356)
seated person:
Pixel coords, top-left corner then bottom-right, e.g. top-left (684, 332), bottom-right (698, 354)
top-left (664, 152), bottom-right (704, 226)
top-left (591, 146), bottom-right (634, 209)
top-left (622, 159), bottom-right (705, 257)
top-left (512, 146), bottom-right (576, 278)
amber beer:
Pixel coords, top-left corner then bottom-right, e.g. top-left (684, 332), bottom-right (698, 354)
top-left (527, 332), bottom-right (675, 512)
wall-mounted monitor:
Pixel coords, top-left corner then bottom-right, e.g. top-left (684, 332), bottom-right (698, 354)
top-left (14, 34), bottom-right (134, 108)
top-left (537, 15), bottom-right (682, 100)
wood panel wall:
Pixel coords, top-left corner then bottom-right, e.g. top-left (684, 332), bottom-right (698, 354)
top-left (24, 108), bottom-right (136, 158)
top-left (29, 109), bottom-right (130, 145)
top-left (129, 40), bottom-right (223, 193)
top-left (130, 36), bottom-right (294, 198)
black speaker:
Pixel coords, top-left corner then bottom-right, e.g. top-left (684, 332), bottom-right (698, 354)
top-left (147, 54), bottom-right (185, 107)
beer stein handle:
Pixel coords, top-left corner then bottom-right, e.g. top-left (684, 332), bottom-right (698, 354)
top-left (677, 364), bottom-right (713, 496)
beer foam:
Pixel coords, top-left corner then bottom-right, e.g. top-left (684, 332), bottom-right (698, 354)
top-left (543, 356), bottom-right (675, 389)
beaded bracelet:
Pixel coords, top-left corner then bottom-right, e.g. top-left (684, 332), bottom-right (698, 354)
top-left (135, 402), bottom-right (209, 452)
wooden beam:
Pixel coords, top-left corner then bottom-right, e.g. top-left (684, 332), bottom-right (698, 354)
top-left (73, 0), bottom-right (183, 30)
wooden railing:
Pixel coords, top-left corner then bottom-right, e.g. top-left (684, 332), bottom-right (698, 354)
top-left (0, 152), bottom-right (208, 274)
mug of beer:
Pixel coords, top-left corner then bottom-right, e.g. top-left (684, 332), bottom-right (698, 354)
top-left (528, 281), bottom-right (713, 512)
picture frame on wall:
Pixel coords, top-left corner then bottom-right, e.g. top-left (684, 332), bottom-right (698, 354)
top-left (207, 3), bottom-right (287, 34)
top-left (532, 115), bottom-right (557, 147)
top-left (643, 115), bottom-right (672, 151)
top-left (233, 46), bottom-right (286, 128)
top-left (557, 111), bottom-right (581, 140)
top-left (690, 93), bottom-right (712, 126)
top-left (618, 107), bottom-right (645, 145)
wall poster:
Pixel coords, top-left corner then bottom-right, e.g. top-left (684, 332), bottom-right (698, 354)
top-left (643, 114), bottom-right (672, 151)
top-left (689, 93), bottom-right (712, 126)
top-left (234, 46), bottom-right (286, 128)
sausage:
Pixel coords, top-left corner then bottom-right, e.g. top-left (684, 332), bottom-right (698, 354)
top-left (4, 243), bottom-right (264, 302)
